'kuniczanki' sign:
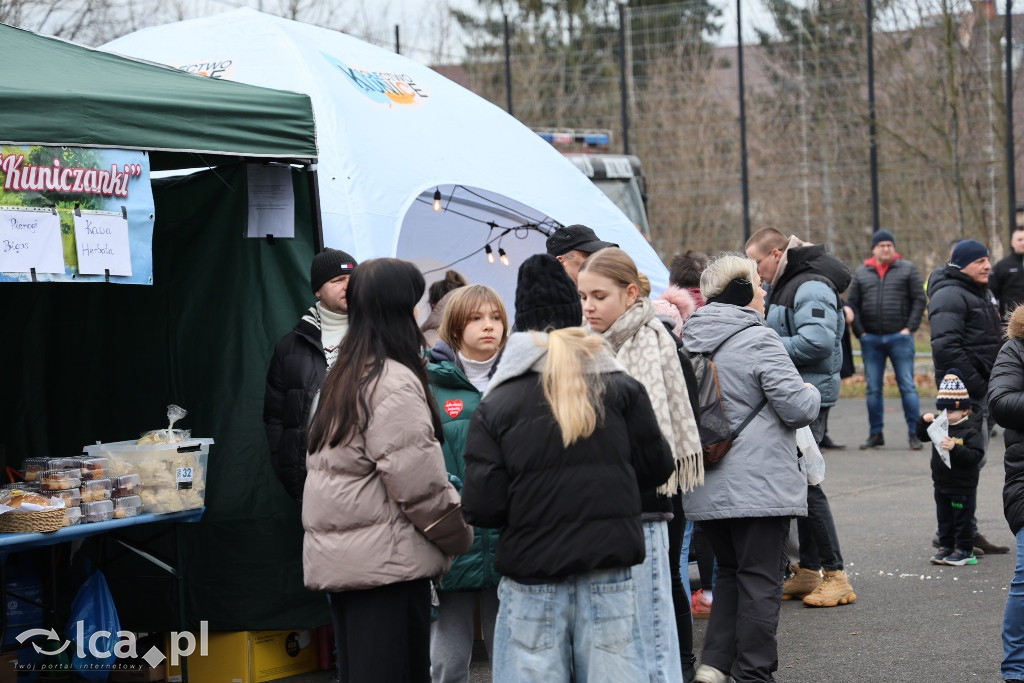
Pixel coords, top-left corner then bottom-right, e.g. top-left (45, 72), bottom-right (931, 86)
top-left (0, 146), bottom-right (154, 285)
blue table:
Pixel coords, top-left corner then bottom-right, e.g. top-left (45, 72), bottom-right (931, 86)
top-left (0, 508), bottom-right (205, 679)
top-left (0, 509), bottom-right (204, 559)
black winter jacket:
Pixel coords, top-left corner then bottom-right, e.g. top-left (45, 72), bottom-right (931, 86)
top-left (848, 257), bottom-right (926, 336)
top-left (914, 414), bottom-right (985, 495)
top-left (990, 253), bottom-right (1024, 318)
top-left (461, 332), bottom-right (674, 581)
top-left (927, 266), bottom-right (1002, 401)
top-left (989, 307), bottom-right (1024, 535)
top-left (263, 309), bottom-right (326, 501)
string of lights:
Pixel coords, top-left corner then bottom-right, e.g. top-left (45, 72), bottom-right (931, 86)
top-left (417, 184), bottom-right (560, 275)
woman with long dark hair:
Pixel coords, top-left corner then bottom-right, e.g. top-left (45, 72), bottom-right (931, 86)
top-left (304, 258), bottom-right (473, 683)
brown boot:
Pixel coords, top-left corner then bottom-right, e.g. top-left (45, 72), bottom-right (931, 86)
top-left (802, 569), bottom-right (857, 607)
top-left (782, 564), bottom-right (822, 601)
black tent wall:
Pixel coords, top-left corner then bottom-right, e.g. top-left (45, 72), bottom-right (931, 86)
top-left (0, 163), bottom-right (330, 630)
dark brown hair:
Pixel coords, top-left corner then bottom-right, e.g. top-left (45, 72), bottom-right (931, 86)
top-left (307, 258), bottom-right (443, 452)
top-left (668, 250), bottom-right (709, 288)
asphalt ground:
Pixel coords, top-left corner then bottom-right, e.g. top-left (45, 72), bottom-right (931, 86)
top-left (287, 396), bottom-right (1015, 682)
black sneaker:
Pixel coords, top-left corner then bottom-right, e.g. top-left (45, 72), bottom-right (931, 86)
top-left (929, 548), bottom-right (952, 565)
top-left (859, 433), bottom-right (884, 450)
top-left (908, 435), bottom-right (924, 450)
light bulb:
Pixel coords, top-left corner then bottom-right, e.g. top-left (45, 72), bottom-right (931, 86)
top-left (499, 248), bottom-right (509, 266)
top-left (485, 244), bottom-right (495, 263)
top-left (433, 188), bottom-right (442, 212)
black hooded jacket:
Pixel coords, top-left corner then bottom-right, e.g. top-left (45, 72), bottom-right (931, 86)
top-left (989, 307), bottom-right (1024, 534)
top-left (263, 311), bottom-right (326, 501)
top-left (927, 266), bottom-right (1002, 401)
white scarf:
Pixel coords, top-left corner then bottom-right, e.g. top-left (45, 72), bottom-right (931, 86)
top-left (317, 302), bottom-right (349, 371)
top-left (601, 298), bottom-right (704, 494)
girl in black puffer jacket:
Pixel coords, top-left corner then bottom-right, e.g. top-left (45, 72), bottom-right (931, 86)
top-left (988, 305), bottom-right (1024, 682)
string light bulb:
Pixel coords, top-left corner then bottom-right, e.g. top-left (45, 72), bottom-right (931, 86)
top-left (499, 248), bottom-right (509, 266)
top-left (485, 244), bottom-right (495, 263)
top-left (433, 188), bottom-right (442, 212)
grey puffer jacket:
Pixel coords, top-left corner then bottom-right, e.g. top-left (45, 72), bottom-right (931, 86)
top-left (681, 304), bottom-right (821, 521)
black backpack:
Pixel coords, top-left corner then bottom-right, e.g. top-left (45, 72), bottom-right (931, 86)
top-left (688, 328), bottom-right (768, 466)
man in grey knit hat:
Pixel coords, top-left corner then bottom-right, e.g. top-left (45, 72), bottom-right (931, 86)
top-left (264, 248), bottom-right (358, 501)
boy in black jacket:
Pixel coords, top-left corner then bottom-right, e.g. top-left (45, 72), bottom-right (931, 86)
top-left (916, 370), bottom-right (986, 566)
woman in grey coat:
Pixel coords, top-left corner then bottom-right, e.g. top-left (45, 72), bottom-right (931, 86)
top-left (681, 254), bottom-right (821, 683)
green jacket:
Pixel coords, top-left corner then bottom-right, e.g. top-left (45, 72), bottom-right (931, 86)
top-left (426, 344), bottom-right (502, 592)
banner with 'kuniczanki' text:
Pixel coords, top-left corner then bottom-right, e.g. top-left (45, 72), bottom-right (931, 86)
top-left (0, 146), bottom-right (154, 285)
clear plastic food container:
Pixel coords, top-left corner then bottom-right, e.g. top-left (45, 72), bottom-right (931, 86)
top-left (53, 488), bottom-right (81, 508)
top-left (80, 458), bottom-right (110, 481)
top-left (39, 470), bottom-right (81, 491)
top-left (50, 457), bottom-right (85, 476)
top-left (22, 458), bottom-right (51, 482)
top-left (62, 506), bottom-right (82, 527)
top-left (83, 439), bottom-right (212, 514)
top-left (81, 500), bottom-right (114, 523)
top-left (111, 474), bottom-right (142, 499)
top-left (81, 479), bottom-right (112, 503)
top-left (4, 481), bottom-right (41, 493)
top-left (113, 495), bottom-right (142, 519)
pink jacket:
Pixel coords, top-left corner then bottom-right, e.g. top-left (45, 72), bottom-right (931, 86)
top-left (302, 360), bottom-right (472, 591)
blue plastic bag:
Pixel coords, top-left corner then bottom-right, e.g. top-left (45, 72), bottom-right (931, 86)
top-left (64, 568), bottom-right (121, 681)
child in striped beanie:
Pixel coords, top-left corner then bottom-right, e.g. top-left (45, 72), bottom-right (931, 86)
top-left (915, 370), bottom-right (985, 566)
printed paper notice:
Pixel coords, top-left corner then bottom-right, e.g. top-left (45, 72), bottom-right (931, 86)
top-left (0, 207), bottom-right (65, 273)
top-left (927, 409), bottom-right (951, 469)
top-left (73, 210), bottom-right (132, 276)
top-left (247, 164), bottom-right (295, 238)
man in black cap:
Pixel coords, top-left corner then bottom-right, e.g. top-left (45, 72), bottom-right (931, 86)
top-left (545, 223), bottom-right (617, 284)
top-left (847, 229), bottom-right (927, 451)
top-left (264, 247), bottom-right (358, 501)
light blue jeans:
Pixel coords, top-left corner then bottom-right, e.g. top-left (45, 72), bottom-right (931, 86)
top-left (492, 567), bottom-right (646, 683)
top-left (681, 520), bottom-right (694, 607)
top-left (861, 332), bottom-right (919, 435)
top-left (1002, 528), bottom-right (1024, 680)
top-left (635, 520), bottom-right (683, 683)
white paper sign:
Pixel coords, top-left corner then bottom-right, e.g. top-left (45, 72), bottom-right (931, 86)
top-left (0, 207), bottom-right (65, 273)
top-left (73, 210), bottom-right (132, 276)
top-left (927, 410), bottom-right (951, 468)
top-left (247, 164), bottom-right (295, 238)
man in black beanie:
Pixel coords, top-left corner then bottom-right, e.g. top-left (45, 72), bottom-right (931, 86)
top-left (264, 247), bottom-right (358, 500)
top-left (847, 229), bottom-right (926, 451)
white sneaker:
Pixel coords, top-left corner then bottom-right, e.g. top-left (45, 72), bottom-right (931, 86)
top-left (694, 664), bottom-right (730, 683)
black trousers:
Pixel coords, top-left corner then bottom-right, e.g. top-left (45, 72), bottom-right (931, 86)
top-left (668, 493), bottom-right (696, 677)
top-left (700, 516), bottom-right (789, 683)
top-left (330, 578), bottom-right (431, 683)
top-left (935, 488), bottom-right (977, 552)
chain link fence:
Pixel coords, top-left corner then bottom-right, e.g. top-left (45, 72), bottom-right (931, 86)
top-left (451, 0), bottom-right (1024, 271)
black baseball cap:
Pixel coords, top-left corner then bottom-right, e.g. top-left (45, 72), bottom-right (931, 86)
top-left (545, 224), bottom-right (618, 257)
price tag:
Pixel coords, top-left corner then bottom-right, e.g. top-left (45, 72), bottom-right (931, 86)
top-left (175, 466), bottom-right (194, 490)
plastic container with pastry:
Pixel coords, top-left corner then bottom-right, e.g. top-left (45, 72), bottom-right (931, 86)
top-left (81, 479), bottom-right (112, 503)
top-left (22, 458), bottom-right (51, 482)
top-left (39, 470), bottom-right (81, 492)
top-left (80, 458), bottom-right (109, 481)
top-left (113, 495), bottom-right (142, 519)
top-left (111, 474), bottom-right (142, 498)
top-left (81, 500), bottom-right (114, 523)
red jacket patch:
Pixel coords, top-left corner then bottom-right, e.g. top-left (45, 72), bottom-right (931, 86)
top-left (444, 399), bottom-right (464, 418)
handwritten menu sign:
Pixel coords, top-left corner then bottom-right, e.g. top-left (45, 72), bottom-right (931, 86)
top-left (0, 207), bottom-right (65, 274)
top-left (73, 210), bottom-right (132, 276)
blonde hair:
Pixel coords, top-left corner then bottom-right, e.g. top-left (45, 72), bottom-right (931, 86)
top-left (578, 247), bottom-right (642, 291)
top-left (539, 328), bottom-right (608, 447)
top-left (438, 285), bottom-right (509, 355)
top-left (700, 253), bottom-right (759, 300)
top-left (637, 273), bottom-right (652, 298)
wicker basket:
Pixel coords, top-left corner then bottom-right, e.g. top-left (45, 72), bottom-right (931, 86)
top-left (0, 506), bottom-right (66, 533)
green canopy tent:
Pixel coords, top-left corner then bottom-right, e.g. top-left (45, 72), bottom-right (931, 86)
top-left (0, 23), bottom-right (330, 630)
